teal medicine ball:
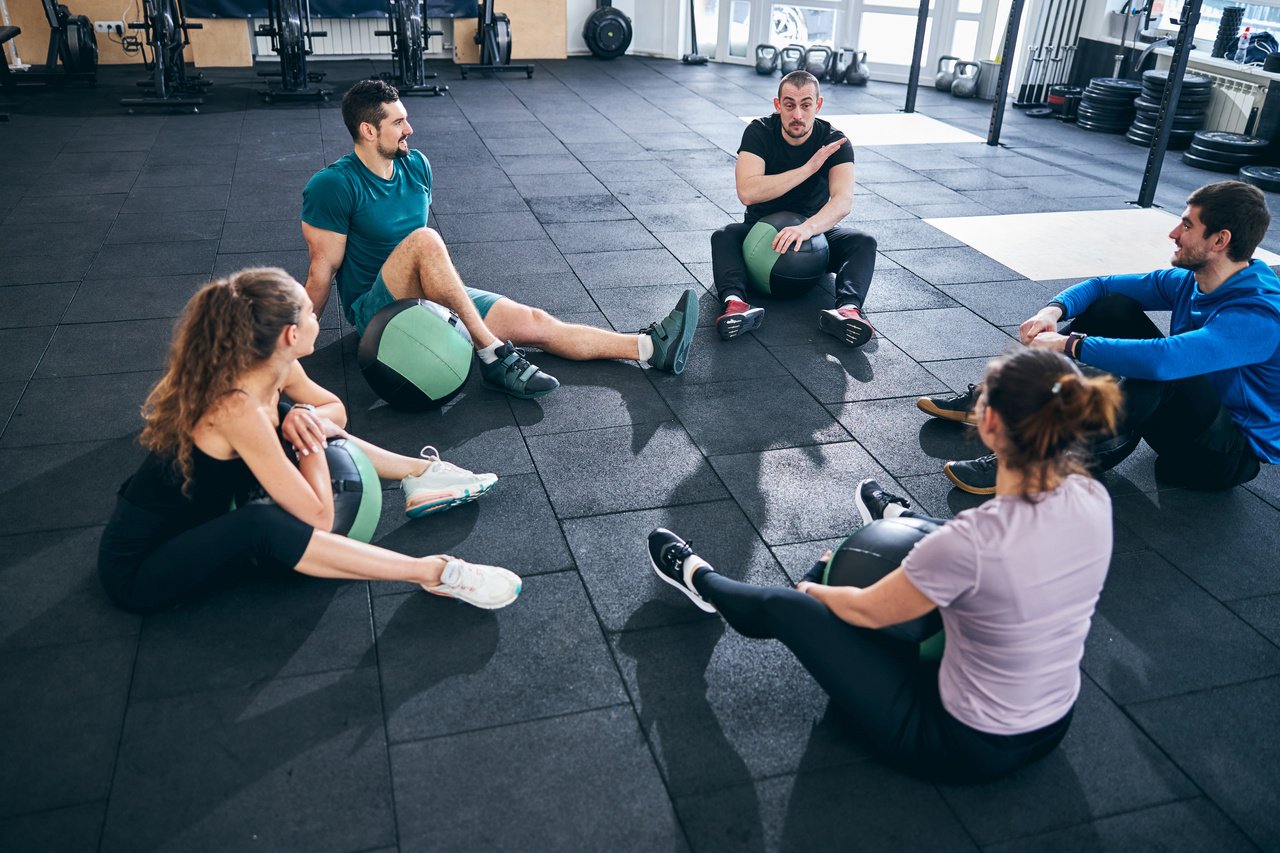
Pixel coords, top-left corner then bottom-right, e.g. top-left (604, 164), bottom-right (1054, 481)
top-left (823, 516), bottom-right (944, 646)
top-left (358, 299), bottom-right (474, 411)
top-left (743, 211), bottom-right (830, 298)
top-left (237, 439), bottom-right (382, 543)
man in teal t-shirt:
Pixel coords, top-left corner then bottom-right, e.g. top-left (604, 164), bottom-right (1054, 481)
top-left (302, 80), bottom-right (698, 399)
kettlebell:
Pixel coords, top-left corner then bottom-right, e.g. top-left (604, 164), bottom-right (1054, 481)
top-left (844, 50), bottom-right (869, 85)
top-left (951, 61), bottom-right (980, 98)
top-left (935, 55), bottom-right (959, 91)
top-left (755, 44), bottom-right (779, 75)
top-left (802, 44), bottom-right (834, 79)
top-left (830, 47), bottom-right (855, 82)
top-left (779, 43), bottom-right (805, 74)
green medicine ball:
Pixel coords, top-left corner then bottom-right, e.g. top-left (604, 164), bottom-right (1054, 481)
top-left (742, 211), bottom-right (830, 298)
top-left (358, 299), bottom-right (474, 411)
top-left (235, 438), bottom-right (382, 543)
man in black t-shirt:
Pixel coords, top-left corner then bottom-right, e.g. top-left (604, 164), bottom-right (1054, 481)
top-left (712, 71), bottom-right (877, 348)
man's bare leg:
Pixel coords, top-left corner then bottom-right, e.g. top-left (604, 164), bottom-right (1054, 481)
top-left (378, 227), bottom-right (499, 348)
top-left (377, 227), bottom-right (559, 398)
top-left (486, 287), bottom-right (700, 375)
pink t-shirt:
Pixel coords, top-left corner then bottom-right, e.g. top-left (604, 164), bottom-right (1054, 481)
top-left (902, 475), bottom-right (1112, 735)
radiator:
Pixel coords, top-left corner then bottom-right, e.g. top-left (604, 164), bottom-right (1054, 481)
top-left (251, 16), bottom-right (450, 58)
top-left (1200, 72), bottom-right (1267, 135)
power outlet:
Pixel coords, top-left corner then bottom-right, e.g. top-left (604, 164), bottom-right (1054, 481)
top-left (94, 20), bottom-right (124, 34)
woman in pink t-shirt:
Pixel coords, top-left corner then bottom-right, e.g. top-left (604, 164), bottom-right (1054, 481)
top-left (647, 348), bottom-right (1121, 782)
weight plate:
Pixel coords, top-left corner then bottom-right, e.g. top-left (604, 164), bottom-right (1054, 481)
top-left (1191, 131), bottom-right (1269, 155)
top-left (1141, 69), bottom-right (1213, 88)
top-left (1077, 106), bottom-right (1133, 122)
top-left (1237, 165), bottom-right (1280, 192)
top-left (1077, 118), bottom-right (1130, 133)
top-left (1182, 150), bottom-right (1252, 173)
top-left (1025, 107), bottom-right (1054, 118)
top-left (1131, 118), bottom-right (1204, 134)
top-left (1089, 76), bottom-right (1143, 91)
top-left (1184, 143), bottom-right (1264, 165)
top-left (1083, 89), bottom-right (1139, 103)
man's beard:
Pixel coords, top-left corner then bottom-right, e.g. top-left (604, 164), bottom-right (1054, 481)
top-left (379, 140), bottom-right (410, 159)
top-left (1171, 247), bottom-right (1207, 271)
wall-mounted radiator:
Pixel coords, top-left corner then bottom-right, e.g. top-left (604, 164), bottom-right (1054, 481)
top-left (1199, 72), bottom-right (1267, 135)
top-left (251, 17), bottom-right (450, 58)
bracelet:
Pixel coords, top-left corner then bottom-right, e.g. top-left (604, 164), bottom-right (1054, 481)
top-left (292, 402), bottom-right (317, 414)
top-left (1065, 332), bottom-right (1086, 360)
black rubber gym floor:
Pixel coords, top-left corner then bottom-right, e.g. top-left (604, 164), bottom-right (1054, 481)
top-left (2, 57), bottom-right (1279, 851)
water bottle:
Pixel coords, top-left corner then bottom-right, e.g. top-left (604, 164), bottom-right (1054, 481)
top-left (1235, 26), bottom-right (1252, 63)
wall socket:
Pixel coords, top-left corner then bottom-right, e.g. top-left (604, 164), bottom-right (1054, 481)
top-left (93, 20), bottom-right (124, 34)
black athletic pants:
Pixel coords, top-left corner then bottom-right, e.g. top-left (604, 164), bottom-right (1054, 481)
top-left (1071, 295), bottom-right (1262, 491)
top-left (710, 222), bottom-right (877, 309)
top-left (691, 551), bottom-right (1072, 784)
top-left (98, 496), bottom-right (314, 614)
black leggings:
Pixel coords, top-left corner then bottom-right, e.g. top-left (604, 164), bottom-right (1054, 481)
top-left (98, 497), bottom-right (314, 614)
top-left (710, 222), bottom-right (876, 309)
top-left (1072, 295), bottom-right (1262, 491)
top-left (691, 551), bottom-right (1072, 784)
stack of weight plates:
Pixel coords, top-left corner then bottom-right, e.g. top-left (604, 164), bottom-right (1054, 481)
top-left (1182, 131), bottom-right (1269, 172)
top-left (1077, 77), bottom-right (1142, 133)
top-left (1127, 70), bottom-right (1212, 149)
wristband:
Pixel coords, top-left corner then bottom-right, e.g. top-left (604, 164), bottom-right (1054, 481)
top-left (292, 403), bottom-right (317, 414)
top-left (1065, 332), bottom-right (1086, 360)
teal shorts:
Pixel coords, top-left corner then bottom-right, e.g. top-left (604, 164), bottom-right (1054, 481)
top-left (349, 272), bottom-right (503, 335)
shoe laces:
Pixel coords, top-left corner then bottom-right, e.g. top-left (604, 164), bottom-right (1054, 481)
top-left (417, 446), bottom-right (467, 476)
top-left (442, 560), bottom-right (484, 592)
top-left (663, 537), bottom-right (695, 569)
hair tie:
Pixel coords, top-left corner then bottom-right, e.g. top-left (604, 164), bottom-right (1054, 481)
top-left (1050, 381), bottom-right (1062, 395)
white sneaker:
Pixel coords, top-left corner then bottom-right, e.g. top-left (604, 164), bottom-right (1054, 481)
top-left (402, 446), bottom-right (498, 518)
top-left (422, 558), bottom-right (521, 610)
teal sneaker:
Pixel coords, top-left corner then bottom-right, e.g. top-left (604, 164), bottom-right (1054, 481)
top-left (480, 341), bottom-right (559, 400)
top-left (645, 288), bottom-right (698, 375)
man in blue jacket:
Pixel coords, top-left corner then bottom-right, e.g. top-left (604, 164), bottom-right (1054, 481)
top-left (918, 180), bottom-right (1279, 493)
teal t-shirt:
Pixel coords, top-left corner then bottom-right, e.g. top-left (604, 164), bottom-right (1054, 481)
top-left (301, 150), bottom-right (432, 325)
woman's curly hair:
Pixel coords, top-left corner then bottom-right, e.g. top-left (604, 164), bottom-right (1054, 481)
top-left (140, 267), bottom-right (304, 494)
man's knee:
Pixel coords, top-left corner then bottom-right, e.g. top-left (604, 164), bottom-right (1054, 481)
top-left (1072, 294), bottom-right (1152, 338)
top-left (828, 228), bottom-right (877, 256)
top-left (498, 302), bottom-right (559, 346)
top-left (402, 226), bottom-right (449, 260)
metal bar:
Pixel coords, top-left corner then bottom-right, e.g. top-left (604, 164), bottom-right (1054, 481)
top-left (902, 0), bottom-right (930, 113)
top-left (1033, 0), bottom-right (1068, 103)
top-left (1136, 0), bottom-right (1202, 207)
top-left (987, 0), bottom-right (1027, 144)
top-left (1014, 0), bottom-right (1052, 104)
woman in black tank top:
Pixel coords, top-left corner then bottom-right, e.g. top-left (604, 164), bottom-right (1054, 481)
top-left (99, 267), bottom-right (521, 613)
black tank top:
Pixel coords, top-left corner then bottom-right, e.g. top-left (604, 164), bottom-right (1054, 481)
top-left (121, 446), bottom-right (255, 535)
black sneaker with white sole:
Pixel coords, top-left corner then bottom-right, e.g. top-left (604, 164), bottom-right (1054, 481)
top-left (646, 527), bottom-right (717, 613)
top-left (855, 478), bottom-right (912, 527)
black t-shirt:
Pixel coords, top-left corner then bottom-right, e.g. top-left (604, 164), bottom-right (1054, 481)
top-left (738, 114), bottom-right (854, 225)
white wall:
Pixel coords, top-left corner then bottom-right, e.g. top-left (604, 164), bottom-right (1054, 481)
top-left (567, 0), bottom-right (684, 58)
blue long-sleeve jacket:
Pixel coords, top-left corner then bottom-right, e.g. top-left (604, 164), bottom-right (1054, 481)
top-left (1053, 261), bottom-right (1280, 463)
